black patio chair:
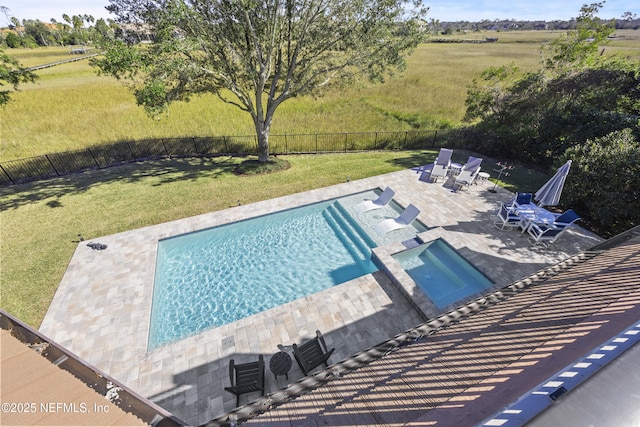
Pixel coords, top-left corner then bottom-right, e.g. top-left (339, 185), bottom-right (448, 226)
top-left (292, 330), bottom-right (335, 376)
top-left (224, 355), bottom-right (265, 407)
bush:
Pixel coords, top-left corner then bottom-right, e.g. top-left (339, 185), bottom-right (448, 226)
top-left (562, 129), bottom-right (640, 237)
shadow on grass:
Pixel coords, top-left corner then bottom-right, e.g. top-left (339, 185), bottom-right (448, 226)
top-left (385, 149), bottom-right (438, 170)
top-left (0, 157), bottom-right (241, 211)
top-left (1, 151), bottom-right (552, 212)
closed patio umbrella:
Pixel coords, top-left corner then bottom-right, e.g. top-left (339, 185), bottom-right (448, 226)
top-left (534, 160), bottom-right (572, 207)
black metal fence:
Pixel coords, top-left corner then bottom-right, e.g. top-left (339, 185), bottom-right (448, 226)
top-left (0, 128), bottom-right (474, 186)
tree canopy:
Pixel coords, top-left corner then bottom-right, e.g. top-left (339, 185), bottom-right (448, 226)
top-left (0, 48), bottom-right (37, 105)
top-left (93, 0), bottom-right (427, 161)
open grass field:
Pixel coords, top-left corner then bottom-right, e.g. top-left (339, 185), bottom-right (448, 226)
top-left (0, 30), bottom-right (595, 162)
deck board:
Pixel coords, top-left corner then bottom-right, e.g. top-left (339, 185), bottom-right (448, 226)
top-left (0, 330), bottom-right (146, 426)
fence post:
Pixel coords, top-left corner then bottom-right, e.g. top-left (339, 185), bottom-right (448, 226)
top-left (315, 134), bottom-right (318, 153)
top-left (161, 139), bottom-right (169, 157)
top-left (87, 148), bottom-right (101, 168)
top-left (404, 131), bottom-right (408, 148)
top-left (192, 137), bottom-right (198, 155)
top-left (125, 141), bottom-right (135, 158)
top-left (0, 164), bottom-right (15, 185)
top-left (432, 130), bottom-right (438, 148)
top-left (45, 155), bottom-right (60, 176)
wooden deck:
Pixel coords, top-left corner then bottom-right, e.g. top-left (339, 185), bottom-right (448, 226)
top-left (0, 329), bottom-right (147, 426)
top-left (0, 311), bottom-right (185, 426)
top-left (231, 235), bottom-right (640, 426)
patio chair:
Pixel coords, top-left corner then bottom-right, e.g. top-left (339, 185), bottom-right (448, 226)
top-left (353, 187), bottom-right (395, 214)
top-left (553, 209), bottom-right (581, 230)
top-left (224, 355), bottom-right (265, 406)
top-left (527, 223), bottom-right (565, 247)
top-left (292, 330), bottom-right (335, 376)
top-left (418, 148), bottom-right (453, 182)
top-left (512, 192), bottom-right (533, 208)
top-left (454, 156), bottom-right (483, 190)
top-left (494, 203), bottom-right (522, 230)
top-left (374, 204), bottom-right (420, 235)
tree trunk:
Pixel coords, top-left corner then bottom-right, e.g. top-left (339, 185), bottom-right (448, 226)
top-left (255, 119), bottom-right (270, 163)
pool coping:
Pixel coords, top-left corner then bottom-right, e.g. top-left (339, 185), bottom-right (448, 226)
top-left (373, 229), bottom-right (507, 319)
top-left (147, 190), bottom-right (419, 350)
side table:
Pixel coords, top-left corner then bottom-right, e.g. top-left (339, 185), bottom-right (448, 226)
top-left (477, 171), bottom-right (490, 186)
top-left (269, 351), bottom-right (292, 380)
top-left (449, 162), bottom-right (462, 175)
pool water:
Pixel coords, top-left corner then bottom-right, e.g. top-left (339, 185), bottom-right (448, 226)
top-left (392, 239), bottom-right (493, 309)
top-left (149, 198), bottom-right (381, 349)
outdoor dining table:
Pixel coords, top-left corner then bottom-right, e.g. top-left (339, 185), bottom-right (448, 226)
top-left (514, 203), bottom-right (557, 233)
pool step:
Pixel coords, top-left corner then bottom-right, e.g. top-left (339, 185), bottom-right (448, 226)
top-left (323, 203), bottom-right (374, 262)
top-left (334, 202), bottom-right (378, 247)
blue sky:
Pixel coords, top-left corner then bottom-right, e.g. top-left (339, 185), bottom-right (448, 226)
top-left (2, 0), bottom-right (637, 25)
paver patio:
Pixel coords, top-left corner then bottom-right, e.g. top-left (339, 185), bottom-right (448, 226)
top-left (39, 168), bottom-right (601, 425)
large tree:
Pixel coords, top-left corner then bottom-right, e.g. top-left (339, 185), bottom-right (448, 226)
top-left (93, 0), bottom-right (427, 162)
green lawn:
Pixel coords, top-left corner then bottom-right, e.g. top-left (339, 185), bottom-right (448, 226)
top-left (0, 151), bottom-right (547, 328)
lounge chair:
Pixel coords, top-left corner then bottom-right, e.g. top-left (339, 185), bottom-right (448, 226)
top-left (292, 330), bottom-right (335, 376)
top-left (494, 203), bottom-right (522, 230)
top-left (418, 148), bottom-right (453, 182)
top-left (353, 187), bottom-right (395, 214)
top-left (527, 224), bottom-right (565, 247)
top-left (374, 204), bottom-right (420, 235)
top-left (224, 355), bottom-right (265, 406)
top-left (453, 156), bottom-right (483, 190)
top-left (553, 209), bottom-right (581, 230)
top-left (429, 164), bottom-right (448, 182)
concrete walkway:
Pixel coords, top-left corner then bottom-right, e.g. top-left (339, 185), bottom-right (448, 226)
top-left (39, 168), bottom-right (601, 425)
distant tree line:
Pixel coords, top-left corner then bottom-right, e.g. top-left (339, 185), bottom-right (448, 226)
top-left (0, 8), bottom-right (116, 48)
top-left (430, 12), bottom-right (639, 34)
top-left (2, 4), bottom-right (638, 49)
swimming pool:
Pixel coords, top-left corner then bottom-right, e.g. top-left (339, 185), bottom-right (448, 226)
top-left (149, 191), bottom-right (426, 349)
top-left (392, 239), bottom-right (493, 309)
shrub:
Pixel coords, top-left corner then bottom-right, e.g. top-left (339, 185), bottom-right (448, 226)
top-left (562, 128), bottom-right (640, 237)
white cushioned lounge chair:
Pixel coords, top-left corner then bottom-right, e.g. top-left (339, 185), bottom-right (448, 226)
top-left (374, 204), bottom-right (420, 235)
top-left (353, 187), bottom-right (395, 215)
